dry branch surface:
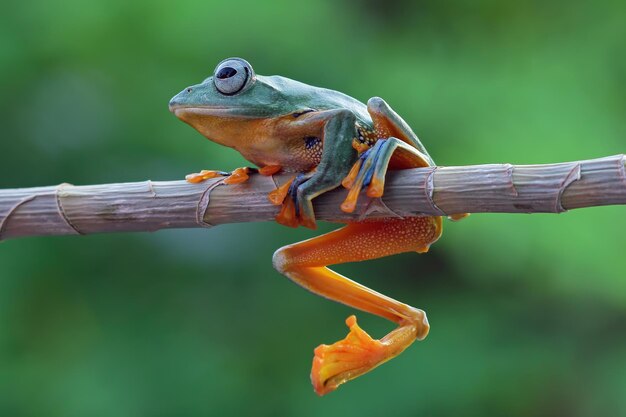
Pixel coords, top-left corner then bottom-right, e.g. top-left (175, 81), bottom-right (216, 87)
top-left (0, 154), bottom-right (624, 241)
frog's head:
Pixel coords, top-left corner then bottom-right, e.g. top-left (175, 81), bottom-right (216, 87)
top-left (169, 58), bottom-right (308, 147)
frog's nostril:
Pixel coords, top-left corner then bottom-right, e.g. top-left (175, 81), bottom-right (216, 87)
top-left (186, 87), bottom-right (193, 93)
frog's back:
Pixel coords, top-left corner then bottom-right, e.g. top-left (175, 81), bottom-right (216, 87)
top-left (261, 75), bottom-right (372, 125)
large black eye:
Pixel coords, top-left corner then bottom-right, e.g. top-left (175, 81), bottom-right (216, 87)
top-left (213, 58), bottom-right (255, 95)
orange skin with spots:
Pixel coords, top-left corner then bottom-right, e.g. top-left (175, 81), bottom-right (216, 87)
top-left (169, 59), bottom-right (456, 395)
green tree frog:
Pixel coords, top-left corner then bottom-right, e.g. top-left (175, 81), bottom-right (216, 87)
top-left (169, 58), bottom-right (452, 395)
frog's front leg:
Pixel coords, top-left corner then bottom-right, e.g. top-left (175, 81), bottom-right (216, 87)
top-left (273, 215), bottom-right (442, 395)
top-left (340, 137), bottom-right (431, 212)
top-left (272, 109), bottom-right (358, 229)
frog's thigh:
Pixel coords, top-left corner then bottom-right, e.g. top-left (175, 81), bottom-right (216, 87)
top-left (272, 216), bottom-right (442, 323)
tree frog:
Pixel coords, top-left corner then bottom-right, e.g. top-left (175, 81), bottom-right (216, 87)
top-left (169, 58), bottom-right (446, 395)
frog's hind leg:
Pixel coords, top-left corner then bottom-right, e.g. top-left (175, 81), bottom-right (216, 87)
top-left (272, 215), bottom-right (442, 395)
top-left (341, 137), bottom-right (430, 213)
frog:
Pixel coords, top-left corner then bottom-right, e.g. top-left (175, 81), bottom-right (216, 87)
top-left (169, 58), bottom-right (455, 395)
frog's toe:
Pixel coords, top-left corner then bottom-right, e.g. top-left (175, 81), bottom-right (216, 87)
top-left (268, 177), bottom-right (293, 205)
top-left (340, 140), bottom-right (387, 213)
top-left (185, 169), bottom-right (229, 183)
top-left (296, 198), bottom-right (318, 230)
top-left (223, 167), bottom-right (251, 184)
top-left (269, 176), bottom-right (299, 227)
top-left (276, 196), bottom-right (299, 228)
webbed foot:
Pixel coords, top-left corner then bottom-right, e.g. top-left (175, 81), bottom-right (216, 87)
top-left (185, 167), bottom-right (252, 184)
top-left (311, 315), bottom-right (426, 395)
top-left (185, 169), bottom-right (229, 183)
top-left (268, 172), bottom-right (317, 229)
top-left (311, 315), bottom-right (386, 395)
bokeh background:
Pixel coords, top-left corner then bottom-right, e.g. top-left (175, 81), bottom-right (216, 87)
top-left (1, 0), bottom-right (625, 416)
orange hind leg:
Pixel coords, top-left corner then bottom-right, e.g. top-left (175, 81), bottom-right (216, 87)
top-left (272, 216), bottom-right (442, 395)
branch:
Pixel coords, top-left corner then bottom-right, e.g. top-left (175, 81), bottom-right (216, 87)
top-left (0, 154), bottom-right (624, 241)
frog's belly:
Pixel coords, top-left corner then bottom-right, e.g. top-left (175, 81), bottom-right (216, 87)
top-left (237, 139), bottom-right (322, 173)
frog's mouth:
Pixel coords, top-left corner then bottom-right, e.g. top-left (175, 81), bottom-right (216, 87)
top-left (169, 106), bottom-right (261, 119)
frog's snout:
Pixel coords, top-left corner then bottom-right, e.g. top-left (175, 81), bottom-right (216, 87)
top-left (168, 87), bottom-right (194, 112)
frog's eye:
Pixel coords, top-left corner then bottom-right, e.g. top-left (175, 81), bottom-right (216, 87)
top-left (213, 58), bottom-right (255, 95)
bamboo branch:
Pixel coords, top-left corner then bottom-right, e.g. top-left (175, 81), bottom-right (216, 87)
top-left (0, 154), bottom-right (624, 241)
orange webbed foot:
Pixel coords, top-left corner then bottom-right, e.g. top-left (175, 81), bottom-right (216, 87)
top-left (270, 176), bottom-right (300, 228)
top-left (185, 167), bottom-right (251, 184)
top-left (185, 170), bottom-right (226, 184)
top-left (268, 177), bottom-right (293, 206)
top-left (270, 176), bottom-right (299, 228)
top-left (268, 173), bottom-right (318, 229)
top-left (276, 196), bottom-right (300, 228)
top-left (223, 167), bottom-right (250, 184)
top-left (311, 315), bottom-right (391, 396)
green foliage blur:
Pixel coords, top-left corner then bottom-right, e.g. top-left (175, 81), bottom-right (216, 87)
top-left (1, 0), bottom-right (625, 415)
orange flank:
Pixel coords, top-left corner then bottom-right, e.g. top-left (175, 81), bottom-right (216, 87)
top-left (223, 167), bottom-right (250, 184)
top-left (273, 216), bottom-right (441, 394)
top-left (259, 165), bottom-right (282, 176)
top-left (185, 170), bottom-right (222, 183)
top-left (268, 177), bottom-right (294, 205)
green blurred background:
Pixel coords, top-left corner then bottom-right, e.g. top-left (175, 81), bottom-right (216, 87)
top-left (1, 0), bottom-right (625, 416)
